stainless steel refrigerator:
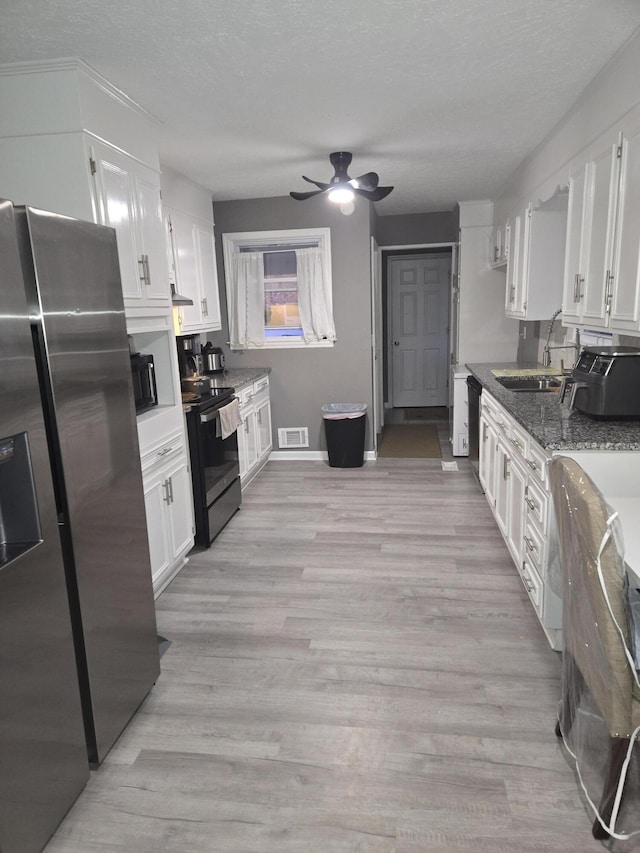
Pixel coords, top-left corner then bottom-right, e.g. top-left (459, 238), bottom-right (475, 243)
top-left (0, 200), bottom-right (160, 852)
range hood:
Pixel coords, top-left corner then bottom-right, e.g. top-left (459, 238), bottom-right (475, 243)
top-left (170, 282), bottom-right (193, 306)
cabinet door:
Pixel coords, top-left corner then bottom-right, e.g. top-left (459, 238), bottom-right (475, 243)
top-left (168, 210), bottom-right (204, 332)
top-left (582, 135), bottom-right (621, 326)
top-left (506, 456), bottom-right (527, 567)
top-left (610, 124), bottom-right (640, 330)
top-left (143, 476), bottom-right (172, 586)
top-left (479, 414), bottom-right (497, 507)
top-left (91, 143), bottom-right (141, 302)
top-left (562, 162), bottom-right (589, 323)
top-left (494, 437), bottom-right (510, 536)
top-left (166, 459), bottom-right (194, 560)
top-left (238, 405), bottom-right (258, 480)
top-left (194, 223), bottom-right (222, 331)
top-left (134, 169), bottom-right (171, 306)
top-left (255, 397), bottom-right (272, 459)
top-left (505, 214), bottom-right (522, 315)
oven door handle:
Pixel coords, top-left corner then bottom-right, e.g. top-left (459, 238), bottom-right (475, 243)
top-left (199, 397), bottom-right (236, 423)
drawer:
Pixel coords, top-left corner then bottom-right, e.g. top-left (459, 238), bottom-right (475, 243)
top-left (523, 514), bottom-right (546, 574)
top-left (253, 375), bottom-right (269, 396)
top-left (480, 391), bottom-right (503, 424)
top-left (141, 431), bottom-right (185, 476)
top-left (238, 384), bottom-right (255, 409)
top-left (524, 478), bottom-right (548, 529)
top-left (519, 556), bottom-right (543, 612)
top-left (508, 420), bottom-right (528, 462)
top-left (525, 439), bottom-right (550, 488)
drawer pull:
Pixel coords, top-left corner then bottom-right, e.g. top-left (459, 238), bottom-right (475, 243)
top-left (157, 447), bottom-right (172, 457)
top-left (525, 496), bottom-right (537, 511)
top-left (524, 536), bottom-right (537, 553)
top-left (509, 436), bottom-right (524, 451)
top-left (526, 459), bottom-right (538, 471)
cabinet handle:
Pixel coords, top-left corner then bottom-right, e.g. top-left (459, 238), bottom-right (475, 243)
top-left (604, 270), bottom-right (614, 313)
top-left (482, 423), bottom-right (488, 443)
top-left (168, 476), bottom-right (174, 503)
top-left (573, 273), bottom-right (584, 303)
top-left (138, 254), bottom-right (151, 287)
top-left (157, 447), bottom-right (172, 457)
top-left (257, 410), bottom-right (262, 425)
top-left (524, 536), bottom-right (537, 553)
top-left (503, 455), bottom-right (509, 480)
top-left (526, 458), bottom-right (538, 471)
top-left (201, 297), bottom-right (207, 316)
top-left (162, 479), bottom-right (171, 504)
top-left (509, 436), bottom-right (523, 451)
top-left (244, 419), bottom-right (249, 434)
top-left (525, 496), bottom-right (537, 511)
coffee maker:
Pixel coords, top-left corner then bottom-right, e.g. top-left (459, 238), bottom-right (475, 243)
top-left (177, 334), bottom-right (207, 392)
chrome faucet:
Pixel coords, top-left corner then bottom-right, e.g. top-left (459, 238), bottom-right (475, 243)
top-left (542, 309), bottom-right (581, 370)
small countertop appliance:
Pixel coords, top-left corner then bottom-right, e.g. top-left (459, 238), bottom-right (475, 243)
top-left (570, 346), bottom-right (640, 418)
top-left (201, 343), bottom-right (225, 374)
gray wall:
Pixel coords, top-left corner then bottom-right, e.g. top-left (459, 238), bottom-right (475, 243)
top-left (208, 195), bottom-right (374, 453)
top-left (376, 211), bottom-right (456, 247)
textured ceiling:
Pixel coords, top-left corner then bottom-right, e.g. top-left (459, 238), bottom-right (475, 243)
top-left (1, 1), bottom-right (640, 214)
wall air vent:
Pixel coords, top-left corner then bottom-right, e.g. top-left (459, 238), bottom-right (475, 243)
top-left (277, 427), bottom-right (309, 448)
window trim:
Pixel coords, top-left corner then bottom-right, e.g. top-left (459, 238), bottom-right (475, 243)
top-left (222, 227), bottom-right (333, 349)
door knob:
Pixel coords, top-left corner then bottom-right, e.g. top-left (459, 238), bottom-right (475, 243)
top-left (394, 341), bottom-right (399, 346)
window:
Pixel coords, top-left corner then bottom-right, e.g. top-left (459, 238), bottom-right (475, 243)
top-left (222, 228), bottom-right (335, 349)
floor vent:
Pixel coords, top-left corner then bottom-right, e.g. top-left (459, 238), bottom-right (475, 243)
top-left (278, 427), bottom-right (309, 448)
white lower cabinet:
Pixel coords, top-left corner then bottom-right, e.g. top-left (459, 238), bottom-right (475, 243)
top-left (141, 429), bottom-right (194, 596)
top-left (238, 375), bottom-right (272, 488)
top-left (450, 370), bottom-right (469, 456)
top-left (479, 391), bottom-right (562, 649)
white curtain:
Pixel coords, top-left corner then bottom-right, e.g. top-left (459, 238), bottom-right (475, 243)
top-left (229, 252), bottom-right (264, 348)
top-left (295, 247), bottom-right (336, 343)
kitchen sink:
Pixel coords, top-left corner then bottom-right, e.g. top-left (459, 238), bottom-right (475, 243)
top-left (495, 376), bottom-right (562, 392)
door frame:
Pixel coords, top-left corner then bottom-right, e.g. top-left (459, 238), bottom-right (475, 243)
top-left (380, 242), bottom-right (456, 417)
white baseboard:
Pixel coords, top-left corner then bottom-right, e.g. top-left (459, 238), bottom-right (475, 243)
top-left (269, 450), bottom-right (377, 462)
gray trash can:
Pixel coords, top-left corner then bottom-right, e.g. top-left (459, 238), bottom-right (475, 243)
top-left (321, 403), bottom-right (367, 468)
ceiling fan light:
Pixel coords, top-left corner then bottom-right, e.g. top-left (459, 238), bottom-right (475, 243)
top-left (328, 186), bottom-right (355, 204)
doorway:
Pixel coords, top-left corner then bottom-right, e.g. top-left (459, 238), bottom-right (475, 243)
top-left (386, 250), bottom-right (452, 419)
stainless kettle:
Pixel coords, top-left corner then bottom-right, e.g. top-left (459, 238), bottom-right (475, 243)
top-left (201, 343), bottom-right (225, 374)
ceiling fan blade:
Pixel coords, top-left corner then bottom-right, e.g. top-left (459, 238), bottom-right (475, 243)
top-left (354, 185), bottom-right (394, 202)
top-left (289, 189), bottom-right (325, 201)
top-left (302, 175), bottom-right (331, 190)
top-left (351, 171), bottom-right (379, 191)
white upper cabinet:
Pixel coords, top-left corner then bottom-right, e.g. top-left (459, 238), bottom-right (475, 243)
top-left (161, 167), bottom-right (222, 334)
top-left (91, 140), bottom-right (169, 311)
top-left (562, 116), bottom-right (640, 333)
top-left (505, 187), bottom-right (568, 321)
top-left (0, 59), bottom-right (171, 320)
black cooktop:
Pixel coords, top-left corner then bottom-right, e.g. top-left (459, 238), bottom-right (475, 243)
top-left (182, 386), bottom-right (235, 412)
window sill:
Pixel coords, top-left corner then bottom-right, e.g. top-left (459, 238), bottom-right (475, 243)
top-left (231, 339), bottom-right (334, 351)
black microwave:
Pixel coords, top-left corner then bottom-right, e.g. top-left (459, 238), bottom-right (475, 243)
top-left (130, 352), bottom-right (158, 415)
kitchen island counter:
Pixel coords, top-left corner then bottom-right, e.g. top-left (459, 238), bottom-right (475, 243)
top-left (466, 362), bottom-right (640, 451)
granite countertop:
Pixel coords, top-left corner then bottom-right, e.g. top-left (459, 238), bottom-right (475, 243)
top-left (181, 367), bottom-right (270, 412)
top-left (466, 362), bottom-right (640, 451)
top-left (207, 367), bottom-right (271, 391)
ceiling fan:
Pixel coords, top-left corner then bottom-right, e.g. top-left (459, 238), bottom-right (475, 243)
top-left (289, 152), bottom-right (393, 203)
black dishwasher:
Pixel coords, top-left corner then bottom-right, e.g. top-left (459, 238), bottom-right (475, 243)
top-left (466, 374), bottom-right (482, 472)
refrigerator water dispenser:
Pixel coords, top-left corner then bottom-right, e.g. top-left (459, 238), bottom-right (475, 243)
top-left (0, 431), bottom-right (42, 567)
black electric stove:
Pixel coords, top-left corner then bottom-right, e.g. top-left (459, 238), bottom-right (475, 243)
top-left (182, 386), bottom-right (241, 547)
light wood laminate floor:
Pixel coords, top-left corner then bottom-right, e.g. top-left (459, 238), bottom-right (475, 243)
top-left (45, 459), bottom-right (607, 852)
